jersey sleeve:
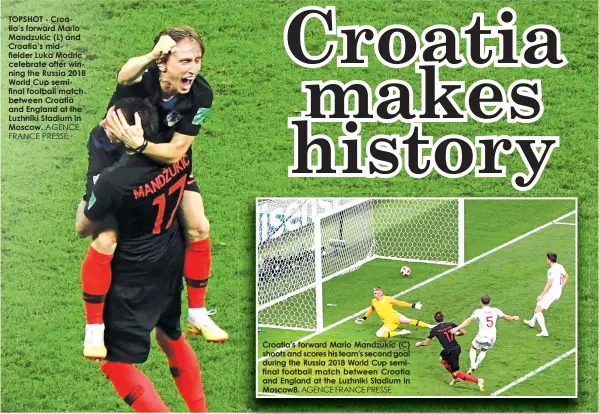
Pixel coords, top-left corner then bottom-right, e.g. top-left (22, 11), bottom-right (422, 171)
top-left (496, 308), bottom-right (505, 318)
top-left (389, 297), bottom-right (411, 308)
top-left (175, 83), bottom-right (214, 136)
top-left (106, 82), bottom-right (147, 113)
top-left (557, 264), bottom-right (567, 276)
top-left (471, 309), bottom-right (479, 320)
top-left (84, 173), bottom-right (121, 222)
top-left (427, 327), bottom-right (437, 340)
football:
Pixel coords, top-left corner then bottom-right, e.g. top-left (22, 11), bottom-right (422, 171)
top-left (400, 266), bottom-right (411, 277)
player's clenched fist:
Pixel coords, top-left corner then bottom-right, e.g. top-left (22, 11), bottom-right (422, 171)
top-left (152, 35), bottom-right (176, 61)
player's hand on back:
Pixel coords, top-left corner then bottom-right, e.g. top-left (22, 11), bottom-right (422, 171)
top-left (152, 35), bottom-right (176, 61)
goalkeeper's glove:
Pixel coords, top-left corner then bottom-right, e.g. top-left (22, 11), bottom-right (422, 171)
top-left (355, 316), bottom-right (367, 324)
top-left (412, 301), bottom-right (423, 310)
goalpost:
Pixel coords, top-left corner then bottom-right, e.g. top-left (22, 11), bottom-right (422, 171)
top-left (256, 198), bottom-right (465, 333)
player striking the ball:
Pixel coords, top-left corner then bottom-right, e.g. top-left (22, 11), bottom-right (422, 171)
top-left (523, 252), bottom-right (569, 337)
top-left (416, 312), bottom-right (485, 391)
top-left (354, 287), bottom-right (432, 338)
top-left (450, 295), bottom-right (519, 375)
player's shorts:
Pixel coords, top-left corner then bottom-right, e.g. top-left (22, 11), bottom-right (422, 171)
top-left (440, 347), bottom-right (461, 373)
top-left (381, 312), bottom-right (403, 332)
top-left (83, 126), bottom-right (124, 201)
top-left (537, 292), bottom-right (561, 310)
top-left (472, 334), bottom-right (496, 350)
top-left (104, 278), bottom-right (183, 364)
top-left (185, 172), bottom-right (200, 193)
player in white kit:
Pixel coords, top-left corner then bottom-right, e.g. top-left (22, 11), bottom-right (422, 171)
top-left (524, 252), bottom-right (569, 337)
top-left (451, 295), bottom-right (519, 375)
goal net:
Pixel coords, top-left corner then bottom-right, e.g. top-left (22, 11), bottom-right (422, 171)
top-left (256, 198), bottom-right (464, 332)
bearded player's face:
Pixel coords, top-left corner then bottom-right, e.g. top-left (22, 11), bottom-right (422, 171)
top-left (159, 38), bottom-right (202, 95)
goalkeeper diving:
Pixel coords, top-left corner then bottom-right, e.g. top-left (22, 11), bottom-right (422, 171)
top-left (355, 286), bottom-right (434, 338)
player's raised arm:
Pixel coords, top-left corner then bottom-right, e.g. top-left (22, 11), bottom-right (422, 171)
top-left (355, 306), bottom-right (374, 324)
top-left (118, 36), bottom-right (176, 85)
top-left (389, 298), bottom-right (423, 309)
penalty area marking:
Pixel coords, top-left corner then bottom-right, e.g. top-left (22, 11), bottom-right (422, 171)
top-left (257, 210), bottom-right (576, 363)
top-left (491, 348), bottom-right (576, 396)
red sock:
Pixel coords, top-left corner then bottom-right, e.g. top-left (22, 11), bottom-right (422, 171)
top-left (101, 362), bottom-right (169, 412)
top-left (81, 246), bottom-right (113, 324)
top-left (440, 360), bottom-right (452, 373)
top-left (455, 371), bottom-right (479, 384)
top-left (158, 334), bottom-right (207, 412)
top-left (184, 237), bottom-right (211, 309)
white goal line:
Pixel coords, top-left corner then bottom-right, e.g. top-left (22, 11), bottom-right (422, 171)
top-left (257, 210), bottom-right (576, 363)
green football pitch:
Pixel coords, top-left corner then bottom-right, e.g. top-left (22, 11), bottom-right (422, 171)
top-left (257, 199), bottom-right (577, 397)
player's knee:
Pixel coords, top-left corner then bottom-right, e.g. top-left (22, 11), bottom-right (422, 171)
top-left (186, 215), bottom-right (210, 242)
top-left (91, 230), bottom-right (118, 255)
top-left (376, 328), bottom-right (388, 338)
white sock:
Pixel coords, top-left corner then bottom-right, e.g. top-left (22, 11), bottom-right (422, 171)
top-left (189, 307), bottom-right (207, 319)
top-left (475, 350), bottom-right (487, 368)
top-left (536, 312), bottom-right (547, 333)
top-left (469, 348), bottom-right (477, 368)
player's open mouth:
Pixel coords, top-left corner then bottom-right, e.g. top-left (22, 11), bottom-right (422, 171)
top-left (181, 76), bottom-right (194, 91)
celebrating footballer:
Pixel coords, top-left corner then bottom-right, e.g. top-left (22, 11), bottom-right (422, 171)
top-left (77, 98), bottom-right (207, 412)
top-left (76, 26), bottom-right (227, 362)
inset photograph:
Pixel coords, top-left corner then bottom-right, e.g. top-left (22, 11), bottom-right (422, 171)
top-left (256, 198), bottom-right (576, 398)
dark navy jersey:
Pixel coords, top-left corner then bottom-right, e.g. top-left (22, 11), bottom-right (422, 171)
top-left (92, 67), bottom-right (213, 151)
top-left (84, 153), bottom-right (192, 284)
top-left (107, 66), bottom-right (213, 142)
top-left (428, 322), bottom-right (461, 351)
